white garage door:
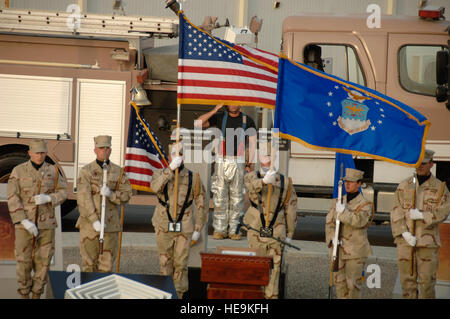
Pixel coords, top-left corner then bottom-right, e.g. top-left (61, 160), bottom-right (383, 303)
top-left (74, 79), bottom-right (126, 191)
top-left (0, 74), bottom-right (72, 139)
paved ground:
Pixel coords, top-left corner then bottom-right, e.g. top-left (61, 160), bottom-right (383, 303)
top-left (62, 205), bottom-right (396, 246)
top-left (61, 231), bottom-right (399, 299)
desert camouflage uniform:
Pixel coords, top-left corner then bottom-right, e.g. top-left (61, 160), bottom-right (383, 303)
top-left (76, 160), bottom-right (132, 272)
top-left (391, 175), bottom-right (449, 299)
top-left (151, 166), bottom-right (207, 298)
top-left (325, 194), bottom-right (373, 299)
top-left (243, 170), bottom-right (298, 299)
top-left (8, 160), bottom-right (67, 296)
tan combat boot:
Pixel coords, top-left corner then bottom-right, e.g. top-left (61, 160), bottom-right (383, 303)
top-left (31, 293), bottom-right (41, 299)
top-left (229, 233), bottom-right (242, 240)
top-left (20, 293), bottom-right (30, 299)
top-left (213, 232), bottom-right (226, 240)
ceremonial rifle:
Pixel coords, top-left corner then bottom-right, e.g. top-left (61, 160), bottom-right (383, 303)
top-left (329, 163), bottom-right (344, 299)
top-left (410, 172), bottom-right (418, 276)
top-left (99, 149), bottom-right (108, 255)
top-left (236, 216), bottom-right (301, 251)
top-left (32, 170), bottom-right (44, 255)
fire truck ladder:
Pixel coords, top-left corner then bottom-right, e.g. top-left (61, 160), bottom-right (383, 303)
top-left (0, 9), bottom-right (179, 68)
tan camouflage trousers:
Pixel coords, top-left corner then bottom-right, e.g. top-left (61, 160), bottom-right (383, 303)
top-left (396, 242), bottom-right (438, 299)
top-left (248, 230), bottom-right (282, 299)
top-left (79, 227), bottom-right (118, 273)
top-left (155, 227), bottom-right (192, 298)
top-left (333, 256), bottom-right (367, 299)
top-left (14, 227), bottom-right (55, 296)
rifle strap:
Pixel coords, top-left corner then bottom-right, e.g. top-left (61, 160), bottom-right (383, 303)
top-left (437, 181), bottom-right (446, 205)
top-left (251, 171), bottom-right (285, 228)
top-left (194, 172), bottom-right (200, 198)
top-left (54, 165), bottom-right (59, 191)
top-left (158, 170), bottom-right (193, 224)
top-left (282, 177), bottom-right (293, 211)
top-left (115, 167), bottom-right (125, 192)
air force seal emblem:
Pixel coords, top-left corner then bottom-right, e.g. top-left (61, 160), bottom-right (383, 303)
top-left (337, 87), bottom-right (372, 135)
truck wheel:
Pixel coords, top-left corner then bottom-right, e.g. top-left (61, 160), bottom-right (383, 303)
top-left (0, 152), bottom-right (29, 183)
top-left (61, 200), bottom-right (77, 218)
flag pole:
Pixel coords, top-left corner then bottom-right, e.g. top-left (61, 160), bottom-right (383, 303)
top-left (172, 6), bottom-right (183, 221)
top-left (116, 204), bottom-right (125, 273)
top-left (172, 103), bottom-right (181, 220)
top-left (265, 129), bottom-right (277, 225)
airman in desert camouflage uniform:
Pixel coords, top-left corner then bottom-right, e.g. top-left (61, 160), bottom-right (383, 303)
top-left (325, 168), bottom-right (373, 299)
top-left (151, 143), bottom-right (207, 299)
top-left (243, 141), bottom-right (298, 299)
top-left (391, 149), bottom-right (450, 299)
top-left (76, 135), bottom-right (132, 273)
top-left (7, 139), bottom-right (68, 299)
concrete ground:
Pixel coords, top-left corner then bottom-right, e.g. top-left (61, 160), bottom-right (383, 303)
top-left (2, 232), bottom-right (447, 299)
top-left (61, 232), bottom-right (398, 299)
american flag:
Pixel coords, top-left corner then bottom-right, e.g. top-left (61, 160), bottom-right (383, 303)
top-left (124, 102), bottom-right (169, 192)
top-left (177, 12), bottom-right (279, 109)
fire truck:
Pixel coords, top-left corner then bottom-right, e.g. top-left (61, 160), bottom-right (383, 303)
top-left (281, 8), bottom-right (449, 222)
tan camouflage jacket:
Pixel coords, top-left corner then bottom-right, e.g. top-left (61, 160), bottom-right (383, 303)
top-left (76, 160), bottom-right (132, 232)
top-left (391, 175), bottom-right (449, 248)
top-left (8, 160), bottom-right (68, 229)
top-left (151, 166), bottom-right (207, 233)
top-left (243, 171), bottom-right (298, 240)
top-left (325, 193), bottom-right (373, 259)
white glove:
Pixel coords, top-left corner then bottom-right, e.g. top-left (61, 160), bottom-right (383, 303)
top-left (262, 169), bottom-right (277, 185)
top-left (331, 238), bottom-right (339, 247)
top-left (402, 231), bottom-right (416, 247)
top-left (34, 194), bottom-right (52, 205)
top-left (21, 219), bottom-right (38, 237)
top-left (192, 231), bottom-right (201, 242)
top-left (169, 156), bottom-right (183, 171)
top-left (92, 220), bottom-right (102, 232)
top-left (336, 202), bottom-right (346, 214)
top-left (285, 237), bottom-right (292, 244)
top-left (190, 231), bottom-right (201, 246)
top-left (409, 208), bottom-right (424, 220)
top-left (100, 185), bottom-right (112, 198)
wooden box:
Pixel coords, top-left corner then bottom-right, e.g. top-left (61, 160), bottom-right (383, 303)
top-left (200, 252), bottom-right (272, 299)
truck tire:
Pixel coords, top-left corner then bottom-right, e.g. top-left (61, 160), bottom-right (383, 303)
top-left (0, 152), bottom-right (76, 217)
top-left (0, 152), bottom-right (28, 183)
top-left (61, 200), bottom-right (77, 217)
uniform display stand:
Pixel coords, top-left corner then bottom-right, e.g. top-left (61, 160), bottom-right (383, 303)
top-left (48, 271), bottom-right (178, 299)
top-left (200, 252), bottom-right (272, 299)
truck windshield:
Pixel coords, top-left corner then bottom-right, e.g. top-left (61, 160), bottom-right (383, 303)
top-left (305, 44), bottom-right (366, 86)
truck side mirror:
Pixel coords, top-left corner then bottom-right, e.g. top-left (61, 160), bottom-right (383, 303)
top-left (436, 50), bottom-right (448, 85)
top-left (435, 49), bottom-right (449, 110)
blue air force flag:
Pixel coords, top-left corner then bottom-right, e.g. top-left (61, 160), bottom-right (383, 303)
top-left (274, 57), bottom-right (430, 167)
